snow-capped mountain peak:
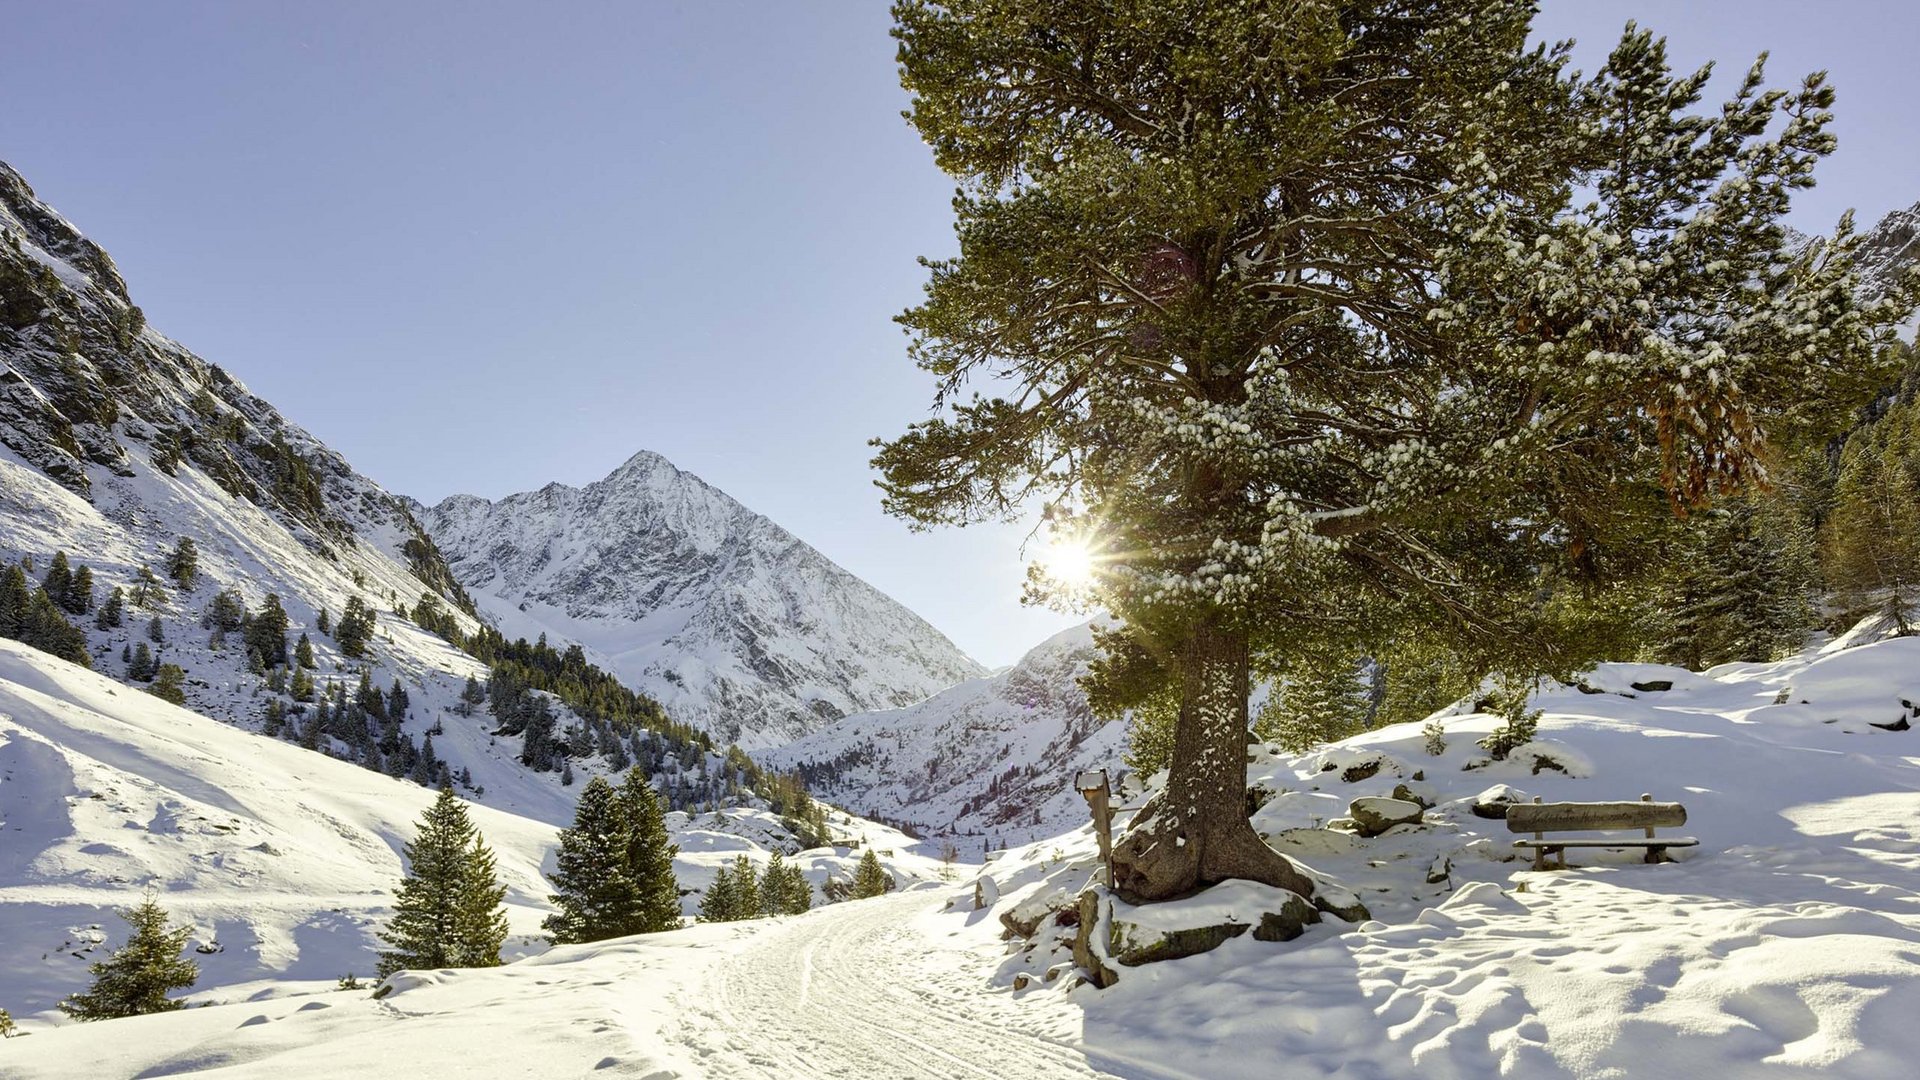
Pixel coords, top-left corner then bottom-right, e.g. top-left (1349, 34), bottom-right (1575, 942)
top-left (420, 454), bottom-right (985, 748)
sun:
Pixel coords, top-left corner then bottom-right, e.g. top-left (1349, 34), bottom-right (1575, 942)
top-left (1038, 533), bottom-right (1098, 589)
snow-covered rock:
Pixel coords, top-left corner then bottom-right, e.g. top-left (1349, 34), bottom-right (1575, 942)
top-left (417, 450), bottom-right (983, 749)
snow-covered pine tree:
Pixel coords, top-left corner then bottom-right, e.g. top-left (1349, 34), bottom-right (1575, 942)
top-left (544, 777), bottom-right (640, 944)
top-left (376, 787), bottom-right (510, 976)
top-left (877, 0), bottom-right (1915, 904)
top-left (618, 769), bottom-right (683, 933)
top-left (165, 536), bottom-right (198, 590)
top-left (58, 893), bottom-right (198, 1020)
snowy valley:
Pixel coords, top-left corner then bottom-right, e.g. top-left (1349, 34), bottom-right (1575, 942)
top-left (8, 3), bottom-right (1920, 1076)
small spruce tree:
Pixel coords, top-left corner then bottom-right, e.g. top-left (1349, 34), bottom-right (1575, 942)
top-left (95, 585), bottom-right (125, 629)
top-left (58, 893), bottom-right (198, 1020)
top-left (377, 787), bottom-right (510, 977)
top-left (166, 537), bottom-right (199, 590)
top-left (851, 849), bottom-right (890, 900)
top-left (543, 777), bottom-right (639, 945)
top-left (148, 664), bottom-right (187, 706)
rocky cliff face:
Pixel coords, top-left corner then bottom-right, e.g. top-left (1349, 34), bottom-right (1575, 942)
top-left (0, 159), bottom-right (469, 598)
top-left (420, 452), bottom-right (985, 748)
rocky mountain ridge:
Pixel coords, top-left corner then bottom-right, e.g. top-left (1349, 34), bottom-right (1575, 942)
top-left (419, 451), bottom-right (985, 749)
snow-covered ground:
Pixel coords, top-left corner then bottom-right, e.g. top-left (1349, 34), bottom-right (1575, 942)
top-left (7, 630), bottom-right (1920, 1078)
top-left (0, 638), bottom-right (939, 1025)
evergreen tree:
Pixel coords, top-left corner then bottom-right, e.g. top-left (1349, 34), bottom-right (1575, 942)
top-left (244, 594), bottom-right (290, 668)
top-left (698, 860), bottom-right (738, 923)
top-left (41, 551), bottom-right (73, 611)
top-left (877, 1), bottom-right (1914, 902)
top-left (20, 588), bottom-right (91, 667)
top-left (0, 1006), bottom-right (15, 1038)
top-left (67, 564), bottom-right (95, 615)
top-left (165, 537), bottom-right (199, 590)
top-left (148, 664), bottom-right (187, 705)
top-left (618, 769), bottom-right (684, 933)
top-left (147, 616), bottom-right (164, 643)
top-left (1657, 492), bottom-right (1818, 666)
top-left (0, 565), bottom-right (31, 639)
top-left (729, 855), bottom-right (760, 919)
top-left (96, 585), bottom-right (125, 629)
top-left (1824, 397), bottom-right (1920, 633)
top-left (294, 632), bottom-right (316, 669)
top-left (290, 664), bottom-right (315, 702)
top-left (57, 894), bottom-right (198, 1020)
top-left (128, 566), bottom-right (166, 610)
top-left (1257, 651), bottom-right (1377, 753)
top-left (759, 851), bottom-right (812, 916)
top-left (457, 674), bottom-right (486, 716)
top-left (128, 642), bottom-right (156, 681)
top-left (851, 849), bottom-right (890, 899)
top-left (543, 777), bottom-right (640, 944)
top-left (204, 589), bottom-right (245, 633)
top-left (376, 787), bottom-right (510, 977)
top-left (335, 597), bottom-right (374, 658)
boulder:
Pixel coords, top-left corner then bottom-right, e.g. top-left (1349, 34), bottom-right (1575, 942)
top-left (973, 874), bottom-right (1000, 911)
top-left (1468, 784), bottom-right (1527, 820)
top-left (1070, 881), bottom-right (1326, 987)
top-left (1348, 796), bottom-right (1423, 837)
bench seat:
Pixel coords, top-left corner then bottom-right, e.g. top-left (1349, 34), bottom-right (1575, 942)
top-left (1512, 838), bottom-right (1699, 849)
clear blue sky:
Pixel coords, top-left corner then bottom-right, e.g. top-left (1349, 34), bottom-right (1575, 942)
top-left (3, 1), bottom-right (1915, 667)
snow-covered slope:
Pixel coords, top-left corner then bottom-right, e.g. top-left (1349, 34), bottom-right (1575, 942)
top-left (418, 451), bottom-right (984, 749)
top-left (761, 622), bottom-right (1126, 849)
top-left (9, 634), bottom-right (1920, 1078)
top-left (0, 640), bottom-right (939, 1022)
top-left (967, 634), bottom-right (1920, 1078)
top-left (0, 158), bottom-right (788, 817)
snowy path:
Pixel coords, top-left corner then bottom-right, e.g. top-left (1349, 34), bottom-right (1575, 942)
top-left (3, 892), bottom-right (1182, 1080)
top-left (666, 892), bottom-right (1175, 1080)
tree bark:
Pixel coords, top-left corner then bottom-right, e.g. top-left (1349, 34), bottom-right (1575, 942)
top-left (1110, 614), bottom-right (1317, 903)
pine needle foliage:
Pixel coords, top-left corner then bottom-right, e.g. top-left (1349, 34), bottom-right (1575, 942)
top-left (58, 893), bottom-right (198, 1021)
top-left (376, 787), bottom-right (510, 977)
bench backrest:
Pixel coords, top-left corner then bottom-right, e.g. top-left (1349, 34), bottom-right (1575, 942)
top-left (1506, 800), bottom-right (1686, 833)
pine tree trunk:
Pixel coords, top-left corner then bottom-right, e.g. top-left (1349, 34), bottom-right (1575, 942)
top-left (1109, 614), bottom-right (1316, 903)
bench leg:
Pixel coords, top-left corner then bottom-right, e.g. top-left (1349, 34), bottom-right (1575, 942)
top-left (1644, 846), bottom-right (1668, 865)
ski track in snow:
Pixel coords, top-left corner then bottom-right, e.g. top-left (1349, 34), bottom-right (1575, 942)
top-left (667, 893), bottom-right (1177, 1080)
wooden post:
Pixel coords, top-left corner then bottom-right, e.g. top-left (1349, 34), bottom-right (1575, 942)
top-left (1076, 770), bottom-right (1114, 889)
top-left (1642, 792), bottom-right (1658, 864)
top-left (1531, 796), bottom-right (1546, 871)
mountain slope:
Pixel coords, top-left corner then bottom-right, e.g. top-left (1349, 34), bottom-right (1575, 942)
top-left (760, 622), bottom-right (1127, 848)
top-left (0, 158), bottom-right (785, 819)
top-left (419, 451), bottom-right (984, 749)
top-left (0, 639), bottom-right (941, 1019)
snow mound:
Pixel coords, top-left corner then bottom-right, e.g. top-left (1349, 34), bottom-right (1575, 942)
top-left (958, 636), bottom-right (1920, 1078)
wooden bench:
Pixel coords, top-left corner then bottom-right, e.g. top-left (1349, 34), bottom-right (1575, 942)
top-left (1507, 794), bottom-right (1698, 870)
